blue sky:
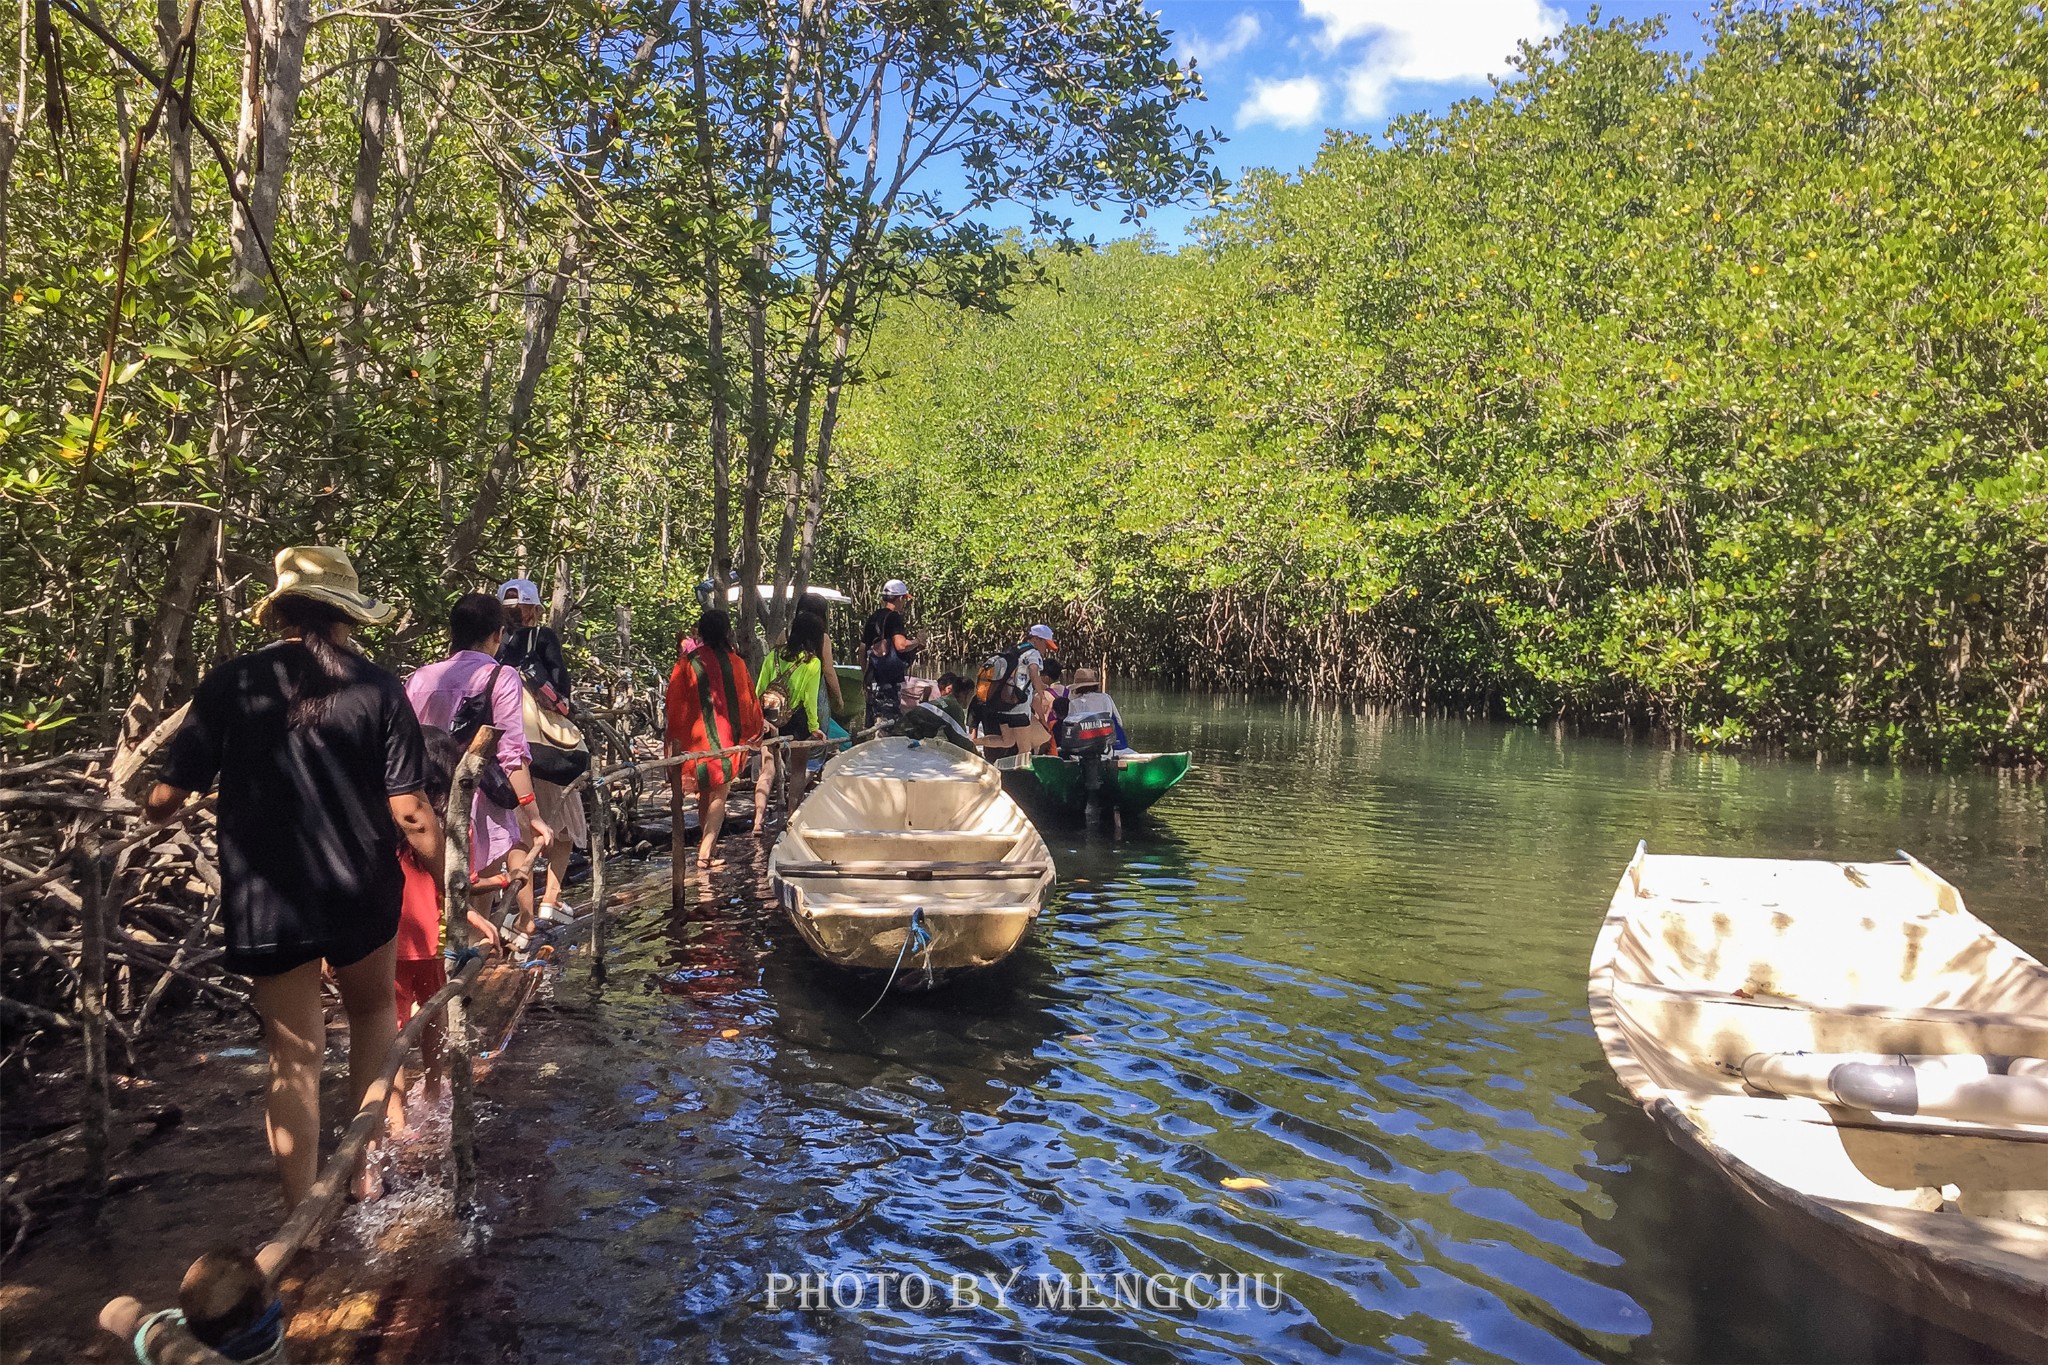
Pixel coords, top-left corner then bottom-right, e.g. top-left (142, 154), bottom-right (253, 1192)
top-left (1030, 0), bottom-right (1715, 242)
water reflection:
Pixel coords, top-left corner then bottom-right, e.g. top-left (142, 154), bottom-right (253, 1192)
top-left (448, 696), bottom-right (2041, 1363)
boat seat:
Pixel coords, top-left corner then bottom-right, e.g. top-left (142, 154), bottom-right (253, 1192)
top-left (773, 859), bottom-right (1052, 881)
top-left (797, 830), bottom-right (1022, 864)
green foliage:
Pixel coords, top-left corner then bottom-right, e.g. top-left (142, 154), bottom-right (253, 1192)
top-left (0, 0), bottom-right (1210, 754)
top-left (826, 0), bottom-right (2048, 765)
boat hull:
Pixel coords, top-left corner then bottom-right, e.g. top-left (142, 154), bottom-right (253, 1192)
top-left (769, 738), bottom-right (1053, 989)
top-left (1589, 848), bottom-right (2048, 1360)
top-left (1007, 752), bottom-right (1190, 816)
top-left (776, 889), bottom-right (1037, 985)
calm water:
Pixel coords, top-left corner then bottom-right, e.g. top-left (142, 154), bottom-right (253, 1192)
top-left (445, 695), bottom-right (2045, 1363)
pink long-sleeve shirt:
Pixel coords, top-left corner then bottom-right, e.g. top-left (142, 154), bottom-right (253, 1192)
top-left (404, 650), bottom-right (530, 872)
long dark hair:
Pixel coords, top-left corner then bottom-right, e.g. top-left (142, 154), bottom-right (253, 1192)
top-left (780, 611), bottom-right (825, 663)
top-left (267, 595), bottom-right (357, 729)
top-left (417, 725), bottom-right (462, 821)
top-left (696, 609), bottom-right (735, 655)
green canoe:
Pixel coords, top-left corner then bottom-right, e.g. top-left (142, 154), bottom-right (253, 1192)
top-left (1022, 751), bottom-right (1191, 816)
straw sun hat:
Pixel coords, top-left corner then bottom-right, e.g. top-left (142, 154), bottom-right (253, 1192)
top-left (249, 546), bottom-right (398, 628)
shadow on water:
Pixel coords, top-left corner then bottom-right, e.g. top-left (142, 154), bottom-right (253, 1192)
top-left (441, 695), bottom-right (2044, 1364)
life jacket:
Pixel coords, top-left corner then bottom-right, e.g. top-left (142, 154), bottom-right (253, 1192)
top-left (973, 645), bottom-right (1026, 709)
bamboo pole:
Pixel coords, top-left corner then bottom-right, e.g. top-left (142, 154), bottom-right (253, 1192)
top-left (441, 725), bottom-right (492, 1215)
top-left (71, 836), bottom-right (111, 1204)
top-left (587, 777), bottom-right (608, 990)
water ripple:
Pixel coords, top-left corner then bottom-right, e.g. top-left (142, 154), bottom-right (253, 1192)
top-left (448, 695), bottom-right (2045, 1364)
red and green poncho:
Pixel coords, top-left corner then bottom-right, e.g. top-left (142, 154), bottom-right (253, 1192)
top-left (664, 646), bottom-right (764, 790)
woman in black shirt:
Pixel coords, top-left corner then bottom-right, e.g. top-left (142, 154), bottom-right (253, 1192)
top-left (147, 547), bottom-right (438, 1210)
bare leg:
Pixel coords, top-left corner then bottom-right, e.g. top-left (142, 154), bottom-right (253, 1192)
top-left (249, 961), bottom-right (326, 1213)
top-left (543, 834), bottom-right (570, 908)
top-left (698, 782), bottom-right (729, 866)
top-left (333, 938), bottom-right (398, 1200)
top-left (787, 756), bottom-right (810, 811)
top-left (505, 839), bottom-right (538, 934)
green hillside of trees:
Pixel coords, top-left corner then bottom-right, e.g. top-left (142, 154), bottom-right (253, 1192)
top-left (827, 3), bottom-right (2048, 764)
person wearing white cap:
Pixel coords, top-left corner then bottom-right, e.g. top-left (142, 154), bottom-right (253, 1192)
top-left (495, 577), bottom-right (581, 925)
top-left (859, 579), bottom-right (922, 728)
top-left (496, 578), bottom-right (570, 701)
top-left (970, 623), bottom-right (1056, 755)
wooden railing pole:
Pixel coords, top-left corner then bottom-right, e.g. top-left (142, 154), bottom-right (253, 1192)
top-left (587, 777), bottom-right (609, 991)
top-left (71, 835), bottom-right (111, 1205)
top-left (442, 726), bottom-right (493, 1215)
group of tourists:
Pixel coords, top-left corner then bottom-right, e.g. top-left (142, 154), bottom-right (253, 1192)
top-left (655, 576), bottom-right (1132, 869)
top-left (144, 547), bottom-right (591, 1210)
top-left (854, 578), bottom-right (1126, 761)
top-left (135, 548), bottom-right (1125, 1214)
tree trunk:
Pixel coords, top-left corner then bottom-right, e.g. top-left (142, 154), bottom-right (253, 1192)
top-left (733, 0), bottom-right (810, 661)
top-left (440, 5), bottom-right (678, 587)
top-left (156, 0), bottom-right (191, 244)
top-left (343, 19), bottom-right (398, 269)
top-left (441, 228), bottom-right (578, 585)
top-left (685, 0), bottom-right (730, 583)
top-left (118, 503), bottom-right (215, 747)
top-left (120, 0), bottom-right (310, 754)
top-left (549, 262), bottom-right (592, 633)
top-left (0, 0), bottom-right (29, 274)
top-left (794, 279), bottom-right (863, 605)
top-left (230, 0), bottom-right (311, 304)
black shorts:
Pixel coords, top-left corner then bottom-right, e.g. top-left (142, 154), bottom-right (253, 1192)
top-left (972, 704), bottom-right (1028, 733)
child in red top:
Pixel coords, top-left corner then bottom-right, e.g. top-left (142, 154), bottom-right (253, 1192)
top-left (389, 727), bottom-right (498, 1134)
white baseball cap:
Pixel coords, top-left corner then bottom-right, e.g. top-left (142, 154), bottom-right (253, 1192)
top-left (882, 579), bottom-right (912, 599)
top-left (1028, 624), bottom-right (1056, 644)
top-left (499, 577), bottom-right (542, 606)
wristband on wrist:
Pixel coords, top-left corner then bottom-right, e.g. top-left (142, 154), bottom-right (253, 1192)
top-left (518, 792), bottom-right (537, 807)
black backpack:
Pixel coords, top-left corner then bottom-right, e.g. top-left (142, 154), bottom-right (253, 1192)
top-left (449, 664), bottom-right (520, 808)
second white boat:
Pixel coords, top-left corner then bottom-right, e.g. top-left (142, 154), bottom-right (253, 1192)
top-left (768, 737), bottom-right (1054, 989)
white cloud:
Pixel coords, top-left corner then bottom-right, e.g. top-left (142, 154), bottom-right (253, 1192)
top-left (1236, 75), bottom-right (1327, 130)
top-left (1297, 0), bottom-right (1567, 119)
top-left (1181, 12), bottom-right (1263, 69)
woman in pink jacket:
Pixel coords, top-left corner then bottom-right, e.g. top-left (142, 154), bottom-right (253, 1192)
top-left (405, 593), bottom-right (554, 939)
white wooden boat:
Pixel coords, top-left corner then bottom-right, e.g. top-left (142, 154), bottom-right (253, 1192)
top-left (1590, 846), bottom-right (2048, 1358)
top-left (768, 737), bottom-right (1054, 989)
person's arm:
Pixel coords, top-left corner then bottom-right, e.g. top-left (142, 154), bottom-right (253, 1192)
top-left (388, 791), bottom-right (443, 869)
top-left (505, 764), bottom-right (554, 853)
top-left (147, 673), bottom-right (220, 823)
top-left (145, 782), bottom-right (193, 823)
top-left (383, 678), bottom-right (436, 861)
top-left (492, 668), bottom-right (553, 850)
top-left (671, 663), bottom-right (704, 802)
top-left (819, 636), bottom-right (842, 707)
top-left (736, 657), bottom-right (765, 744)
top-left (543, 628), bottom-right (570, 695)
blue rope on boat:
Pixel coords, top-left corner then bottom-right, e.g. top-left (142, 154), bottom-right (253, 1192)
top-left (449, 943), bottom-right (484, 971)
top-left (859, 907), bottom-right (931, 1021)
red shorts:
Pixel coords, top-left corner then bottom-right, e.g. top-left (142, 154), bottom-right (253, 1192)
top-left (395, 956), bottom-right (448, 1029)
